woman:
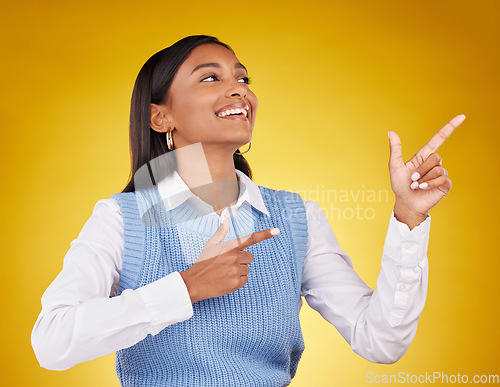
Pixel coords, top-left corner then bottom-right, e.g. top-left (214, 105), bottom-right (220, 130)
top-left (31, 35), bottom-right (465, 386)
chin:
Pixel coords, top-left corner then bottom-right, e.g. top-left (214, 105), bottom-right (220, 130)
top-left (222, 130), bottom-right (252, 144)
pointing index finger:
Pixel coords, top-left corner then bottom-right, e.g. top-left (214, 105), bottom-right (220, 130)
top-left (424, 114), bottom-right (465, 153)
top-left (223, 228), bottom-right (280, 252)
top-left (408, 114), bottom-right (465, 168)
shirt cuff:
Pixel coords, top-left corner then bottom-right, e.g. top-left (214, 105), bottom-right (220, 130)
top-left (135, 271), bottom-right (193, 334)
top-left (384, 211), bottom-right (431, 326)
top-left (392, 210), bottom-right (431, 234)
top-left (386, 211), bottom-right (431, 266)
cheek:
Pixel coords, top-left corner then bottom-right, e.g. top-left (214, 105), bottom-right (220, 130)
top-left (175, 108), bottom-right (211, 133)
top-left (171, 92), bottom-right (211, 122)
top-left (170, 92), bottom-right (219, 134)
top-left (249, 91), bottom-right (258, 112)
top-left (248, 92), bottom-right (258, 125)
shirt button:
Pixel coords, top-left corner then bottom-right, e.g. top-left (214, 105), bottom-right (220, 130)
top-left (399, 284), bottom-right (407, 291)
top-left (403, 242), bottom-right (414, 250)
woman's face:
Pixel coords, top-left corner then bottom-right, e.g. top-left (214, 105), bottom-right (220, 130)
top-left (163, 43), bottom-right (258, 152)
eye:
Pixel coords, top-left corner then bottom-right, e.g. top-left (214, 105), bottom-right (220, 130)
top-left (201, 74), bottom-right (252, 84)
top-left (201, 74), bottom-right (219, 82)
top-left (238, 77), bottom-right (251, 85)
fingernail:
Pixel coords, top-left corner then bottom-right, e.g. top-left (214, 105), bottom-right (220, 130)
top-left (270, 228), bottom-right (280, 236)
top-left (419, 182), bottom-right (428, 189)
top-left (460, 114), bottom-right (466, 119)
top-left (411, 172), bottom-right (420, 181)
top-left (410, 181), bottom-right (419, 190)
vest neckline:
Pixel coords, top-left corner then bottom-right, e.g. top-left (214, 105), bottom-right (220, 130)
top-left (138, 185), bottom-right (264, 239)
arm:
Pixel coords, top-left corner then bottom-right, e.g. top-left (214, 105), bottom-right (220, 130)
top-left (31, 198), bottom-right (193, 371)
top-left (301, 114), bottom-right (464, 363)
top-left (301, 200), bottom-right (430, 363)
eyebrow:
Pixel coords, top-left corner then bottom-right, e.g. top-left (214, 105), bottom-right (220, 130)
top-left (190, 62), bottom-right (247, 75)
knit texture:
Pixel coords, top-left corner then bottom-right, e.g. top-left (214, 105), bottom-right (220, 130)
top-left (111, 184), bottom-right (308, 387)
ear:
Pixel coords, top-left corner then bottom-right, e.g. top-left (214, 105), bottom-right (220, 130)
top-left (150, 103), bottom-right (171, 133)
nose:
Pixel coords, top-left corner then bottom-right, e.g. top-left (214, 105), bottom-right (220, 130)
top-left (226, 79), bottom-right (248, 98)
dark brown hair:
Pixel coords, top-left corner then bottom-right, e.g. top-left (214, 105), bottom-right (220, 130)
top-left (121, 35), bottom-right (253, 192)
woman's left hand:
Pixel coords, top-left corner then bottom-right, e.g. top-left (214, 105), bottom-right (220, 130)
top-left (387, 114), bottom-right (466, 230)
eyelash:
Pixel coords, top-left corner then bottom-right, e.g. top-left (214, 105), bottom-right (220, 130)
top-left (201, 74), bottom-right (252, 85)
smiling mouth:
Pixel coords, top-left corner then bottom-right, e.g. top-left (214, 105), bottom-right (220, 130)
top-left (215, 108), bottom-right (249, 122)
top-left (216, 107), bottom-right (248, 118)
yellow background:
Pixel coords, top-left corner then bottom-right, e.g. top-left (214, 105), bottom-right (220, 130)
top-left (1, 0), bottom-right (498, 385)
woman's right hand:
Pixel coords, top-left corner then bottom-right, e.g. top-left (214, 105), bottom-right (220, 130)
top-left (179, 216), bottom-right (280, 303)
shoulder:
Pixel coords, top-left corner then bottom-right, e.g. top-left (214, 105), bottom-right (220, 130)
top-left (73, 195), bottom-right (126, 241)
top-left (99, 196), bottom-right (121, 208)
top-left (80, 197), bottom-right (123, 236)
top-left (109, 191), bottom-right (137, 207)
top-left (93, 197), bottom-right (122, 218)
top-left (69, 197), bottom-right (124, 266)
top-left (302, 200), bottom-right (326, 220)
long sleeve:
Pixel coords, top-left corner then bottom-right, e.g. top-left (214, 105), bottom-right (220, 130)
top-left (31, 198), bottom-right (194, 371)
top-left (301, 200), bottom-right (430, 364)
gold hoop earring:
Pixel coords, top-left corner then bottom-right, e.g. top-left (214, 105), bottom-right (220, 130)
top-left (234, 141), bottom-right (251, 155)
top-left (166, 128), bottom-right (174, 151)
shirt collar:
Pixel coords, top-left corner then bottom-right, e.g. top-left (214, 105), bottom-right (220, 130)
top-left (156, 169), bottom-right (270, 217)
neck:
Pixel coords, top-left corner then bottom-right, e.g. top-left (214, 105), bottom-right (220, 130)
top-left (175, 143), bottom-right (240, 215)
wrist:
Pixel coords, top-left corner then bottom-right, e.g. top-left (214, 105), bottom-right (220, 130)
top-left (393, 200), bottom-right (428, 231)
top-left (179, 270), bottom-right (199, 304)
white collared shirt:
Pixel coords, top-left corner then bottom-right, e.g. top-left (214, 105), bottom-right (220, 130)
top-left (31, 169), bottom-right (431, 370)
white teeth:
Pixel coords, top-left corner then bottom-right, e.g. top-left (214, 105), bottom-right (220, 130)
top-left (217, 107), bottom-right (249, 118)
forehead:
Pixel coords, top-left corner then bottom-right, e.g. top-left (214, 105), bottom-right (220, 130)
top-left (178, 43), bottom-right (242, 74)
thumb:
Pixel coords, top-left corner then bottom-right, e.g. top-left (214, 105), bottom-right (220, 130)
top-left (207, 215), bottom-right (229, 245)
top-left (387, 131), bottom-right (403, 168)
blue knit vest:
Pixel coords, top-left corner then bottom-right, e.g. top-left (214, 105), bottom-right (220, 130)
top-left (110, 184), bottom-right (308, 387)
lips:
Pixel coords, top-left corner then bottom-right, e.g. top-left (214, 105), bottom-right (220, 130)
top-left (215, 103), bottom-right (249, 121)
